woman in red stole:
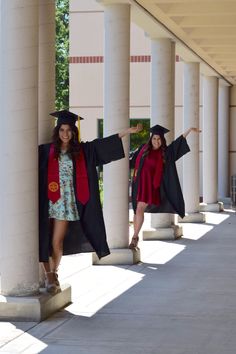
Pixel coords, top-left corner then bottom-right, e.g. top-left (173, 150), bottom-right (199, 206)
top-left (129, 124), bottom-right (200, 249)
top-left (39, 110), bottom-right (142, 293)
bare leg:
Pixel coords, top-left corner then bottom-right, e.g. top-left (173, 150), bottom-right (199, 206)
top-left (42, 219), bottom-right (68, 293)
top-left (129, 202), bottom-right (147, 248)
top-left (51, 219), bottom-right (69, 272)
top-left (134, 202), bottom-right (147, 237)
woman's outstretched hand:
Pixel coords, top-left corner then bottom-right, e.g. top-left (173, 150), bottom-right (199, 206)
top-left (191, 127), bottom-right (201, 133)
top-left (119, 123), bottom-right (143, 138)
top-left (129, 123), bottom-right (143, 134)
top-left (183, 127), bottom-right (201, 138)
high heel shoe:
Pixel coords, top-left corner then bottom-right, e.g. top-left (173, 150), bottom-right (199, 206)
top-left (45, 271), bottom-right (58, 295)
top-left (53, 270), bottom-right (61, 291)
top-left (128, 236), bottom-right (139, 249)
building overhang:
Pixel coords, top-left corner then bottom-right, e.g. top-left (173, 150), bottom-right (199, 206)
top-left (98, 0), bottom-right (236, 86)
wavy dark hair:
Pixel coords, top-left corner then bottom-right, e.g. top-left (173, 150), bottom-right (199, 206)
top-left (52, 124), bottom-right (81, 159)
top-left (142, 133), bottom-right (167, 161)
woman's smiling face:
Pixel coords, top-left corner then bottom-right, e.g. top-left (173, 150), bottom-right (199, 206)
top-left (151, 134), bottom-right (162, 150)
top-left (59, 124), bottom-right (73, 146)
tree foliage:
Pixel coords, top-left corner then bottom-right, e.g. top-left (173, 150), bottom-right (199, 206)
top-left (55, 0), bottom-right (69, 110)
top-left (130, 119), bottom-right (150, 151)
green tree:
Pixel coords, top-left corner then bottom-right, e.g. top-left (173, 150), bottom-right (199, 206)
top-left (130, 119), bottom-right (150, 151)
top-left (55, 0), bottom-right (69, 110)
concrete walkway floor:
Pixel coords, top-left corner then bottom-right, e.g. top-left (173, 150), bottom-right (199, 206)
top-left (1, 208), bottom-right (236, 354)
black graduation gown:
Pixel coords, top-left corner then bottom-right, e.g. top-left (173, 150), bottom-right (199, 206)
top-left (39, 134), bottom-right (125, 262)
top-left (131, 135), bottom-right (190, 218)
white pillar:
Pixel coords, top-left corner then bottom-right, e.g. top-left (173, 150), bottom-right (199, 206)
top-left (229, 86), bottom-right (236, 203)
top-left (38, 0), bottom-right (56, 285)
top-left (151, 39), bottom-right (175, 140)
top-left (218, 83), bottom-right (230, 199)
top-left (95, 4), bottom-right (136, 264)
top-left (145, 38), bottom-right (182, 240)
top-left (201, 76), bottom-right (222, 211)
top-left (38, 0), bottom-right (55, 144)
top-left (0, 0), bottom-right (39, 296)
top-left (0, 0), bottom-right (71, 321)
top-left (181, 63), bottom-right (205, 222)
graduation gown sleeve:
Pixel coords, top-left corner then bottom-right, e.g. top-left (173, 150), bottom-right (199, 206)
top-left (77, 134), bottom-right (125, 259)
top-left (165, 134), bottom-right (190, 162)
top-left (161, 135), bottom-right (190, 217)
top-left (84, 133), bottom-right (125, 166)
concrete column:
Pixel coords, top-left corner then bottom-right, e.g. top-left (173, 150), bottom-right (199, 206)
top-left (0, 0), bottom-right (70, 321)
top-left (38, 0), bottom-right (55, 286)
top-left (94, 4), bottom-right (138, 264)
top-left (38, 0), bottom-right (55, 144)
top-left (218, 83), bottom-right (230, 200)
top-left (0, 0), bottom-right (40, 320)
top-left (143, 38), bottom-right (182, 241)
top-left (181, 62), bottom-right (205, 223)
top-left (201, 76), bottom-right (223, 212)
top-left (229, 86), bottom-right (236, 204)
top-left (0, 0), bottom-right (39, 298)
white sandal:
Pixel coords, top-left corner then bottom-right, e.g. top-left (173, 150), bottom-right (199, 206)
top-left (45, 271), bottom-right (58, 295)
top-left (52, 270), bottom-right (60, 288)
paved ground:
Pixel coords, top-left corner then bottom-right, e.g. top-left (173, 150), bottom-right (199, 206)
top-left (1, 207), bottom-right (236, 353)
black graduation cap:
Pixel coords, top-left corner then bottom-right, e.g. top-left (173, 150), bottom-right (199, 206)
top-left (150, 124), bottom-right (169, 135)
top-left (50, 110), bottom-right (84, 126)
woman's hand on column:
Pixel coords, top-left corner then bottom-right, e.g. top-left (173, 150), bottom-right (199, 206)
top-left (183, 127), bottom-right (201, 138)
top-left (119, 123), bottom-right (143, 138)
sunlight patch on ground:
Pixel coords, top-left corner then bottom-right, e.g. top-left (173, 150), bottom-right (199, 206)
top-left (66, 265), bottom-right (145, 317)
top-left (65, 241), bottom-right (186, 317)
top-left (0, 322), bottom-right (22, 342)
top-left (181, 223), bottom-right (213, 240)
top-left (140, 240), bottom-right (185, 264)
top-left (224, 208), bottom-right (235, 213)
top-left (0, 323), bottom-right (47, 353)
top-left (204, 212), bottom-right (230, 224)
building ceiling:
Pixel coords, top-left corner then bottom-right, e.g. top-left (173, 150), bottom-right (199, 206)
top-left (130, 0), bottom-right (236, 85)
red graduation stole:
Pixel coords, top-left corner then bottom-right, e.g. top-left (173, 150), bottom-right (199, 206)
top-left (47, 144), bottom-right (89, 205)
top-left (133, 145), bottom-right (147, 181)
top-left (153, 149), bottom-right (163, 189)
top-left (133, 144), bottom-right (163, 188)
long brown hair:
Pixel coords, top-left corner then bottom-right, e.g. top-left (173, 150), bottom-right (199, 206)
top-left (142, 133), bottom-right (167, 161)
top-left (52, 124), bottom-right (81, 159)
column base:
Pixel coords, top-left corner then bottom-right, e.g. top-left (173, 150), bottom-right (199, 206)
top-left (0, 283), bottom-right (71, 322)
top-left (178, 212), bottom-right (206, 223)
top-left (142, 224), bottom-right (183, 240)
top-left (199, 202), bottom-right (224, 212)
top-left (219, 197), bottom-right (231, 205)
top-left (93, 248), bottom-right (140, 265)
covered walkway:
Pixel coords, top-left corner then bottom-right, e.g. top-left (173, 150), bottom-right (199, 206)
top-left (1, 206), bottom-right (236, 354)
top-left (1, 0), bottom-right (236, 319)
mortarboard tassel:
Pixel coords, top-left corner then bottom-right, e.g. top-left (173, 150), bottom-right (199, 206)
top-left (77, 116), bottom-right (81, 142)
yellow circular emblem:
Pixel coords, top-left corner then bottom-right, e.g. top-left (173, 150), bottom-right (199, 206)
top-left (48, 182), bottom-right (59, 192)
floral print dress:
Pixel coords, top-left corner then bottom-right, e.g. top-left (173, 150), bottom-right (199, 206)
top-left (49, 152), bottom-right (79, 221)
